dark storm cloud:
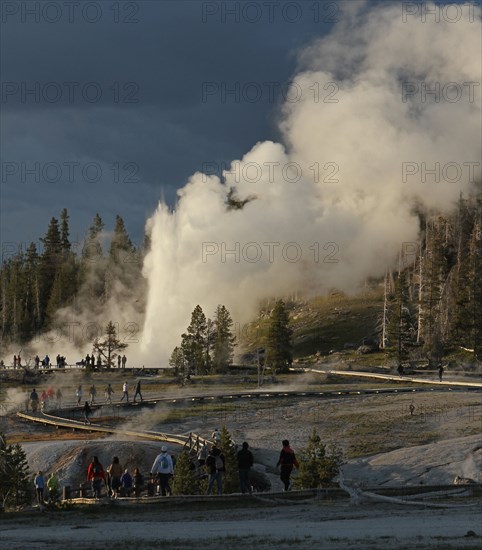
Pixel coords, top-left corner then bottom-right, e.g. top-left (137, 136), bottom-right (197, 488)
top-left (0, 0), bottom-right (336, 247)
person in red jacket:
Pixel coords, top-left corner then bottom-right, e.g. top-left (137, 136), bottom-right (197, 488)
top-left (87, 456), bottom-right (106, 498)
top-left (276, 439), bottom-right (299, 491)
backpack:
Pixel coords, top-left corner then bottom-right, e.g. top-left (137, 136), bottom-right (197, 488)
top-left (215, 455), bottom-right (224, 471)
top-left (160, 455), bottom-right (169, 469)
top-left (93, 465), bottom-right (101, 475)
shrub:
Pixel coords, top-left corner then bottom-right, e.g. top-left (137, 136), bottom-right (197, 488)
top-left (293, 428), bottom-right (343, 489)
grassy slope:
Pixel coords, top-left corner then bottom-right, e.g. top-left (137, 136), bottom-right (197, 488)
top-left (240, 287), bottom-right (385, 363)
top-left (239, 285), bottom-right (478, 369)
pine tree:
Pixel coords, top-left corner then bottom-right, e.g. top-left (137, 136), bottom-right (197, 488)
top-left (24, 243), bottom-right (41, 332)
top-left (265, 300), bottom-right (293, 373)
top-left (106, 215), bottom-right (140, 300)
top-left (0, 433), bottom-right (32, 509)
top-left (469, 216), bottom-right (482, 360)
top-left (169, 346), bottom-right (186, 379)
top-left (420, 217), bottom-right (450, 363)
top-left (212, 305), bottom-right (236, 373)
top-left (6, 252), bottom-right (26, 341)
top-left (181, 305), bottom-right (209, 375)
top-left (80, 213), bottom-right (106, 302)
top-left (60, 208), bottom-right (71, 252)
top-left (109, 215), bottom-right (134, 264)
top-left (38, 217), bottom-right (62, 326)
top-left (171, 451), bottom-right (202, 495)
top-left (45, 210), bottom-right (78, 323)
top-left (451, 196), bottom-right (475, 348)
top-left (387, 269), bottom-right (416, 363)
top-left (92, 321), bottom-right (127, 369)
top-left (293, 428), bottom-right (343, 489)
top-left (83, 213), bottom-right (104, 261)
top-left (218, 426), bottom-right (239, 494)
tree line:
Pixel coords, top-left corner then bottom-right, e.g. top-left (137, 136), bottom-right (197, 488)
top-left (1, 189), bottom-right (479, 364)
top-left (380, 191), bottom-right (481, 363)
top-left (0, 209), bottom-right (144, 346)
top-left (169, 299), bottom-right (294, 377)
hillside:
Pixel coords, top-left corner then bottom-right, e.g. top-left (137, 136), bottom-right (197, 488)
top-left (239, 286), bottom-right (383, 358)
top-left (238, 284), bottom-right (479, 370)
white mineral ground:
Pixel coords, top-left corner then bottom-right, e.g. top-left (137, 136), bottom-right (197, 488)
top-left (2, 386), bottom-right (481, 549)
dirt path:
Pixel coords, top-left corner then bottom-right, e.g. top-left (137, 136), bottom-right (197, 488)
top-left (1, 501), bottom-right (481, 549)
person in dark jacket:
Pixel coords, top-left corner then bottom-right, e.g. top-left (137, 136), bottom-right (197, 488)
top-left (438, 364), bottom-right (444, 382)
top-left (30, 388), bottom-right (39, 412)
top-left (133, 380), bottom-right (143, 402)
top-left (205, 446), bottom-right (225, 495)
top-left (120, 468), bottom-right (133, 497)
top-left (83, 401), bottom-right (93, 424)
top-left (276, 439), bottom-right (299, 491)
top-left (237, 441), bottom-right (254, 494)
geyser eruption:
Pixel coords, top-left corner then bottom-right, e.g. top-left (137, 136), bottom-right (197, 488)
top-left (141, 2), bottom-right (481, 363)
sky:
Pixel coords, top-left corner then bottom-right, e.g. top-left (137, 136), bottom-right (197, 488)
top-left (1, 0), bottom-right (478, 254)
top-left (0, 0), bottom-right (342, 252)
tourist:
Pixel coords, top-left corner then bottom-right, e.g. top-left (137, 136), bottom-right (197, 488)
top-left (105, 383), bottom-right (114, 404)
top-left (133, 380), bottom-right (143, 402)
top-left (30, 388), bottom-right (39, 413)
top-left (120, 381), bottom-right (129, 402)
top-left (197, 442), bottom-right (209, 468)
top-left (237, 441), bottom-right (254, 494)
top-left (76, 385), bottom-right (83, 406)
top-left (151, 446), bottom-right (174, 496)
top-left (34, 471), bottom-right (45, 505)
top-left (211, 428), bottom-right (221, 444)
top-left (206, 445), bottom-right (225, 495)
top-left (107, 456), bottom-right (123, 498)
top-left (276, 439), bottom-right (299, 491)
top-left (87, 456), bottom-right (106, 498)
top-left (89, 384), bottom-right (97, 405)
top-left (120, 468), bottom-right (133, 497)
top-left (83, 401), bottom-right (93, 424)
top-left (47, 472), bottom-right (59, 503)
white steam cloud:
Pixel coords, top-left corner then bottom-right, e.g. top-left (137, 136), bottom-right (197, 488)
top-left (140, 2), bottom-right (481, 363)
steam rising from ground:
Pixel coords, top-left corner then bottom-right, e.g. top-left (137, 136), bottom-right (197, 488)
top-left (140, 2), bottom-right (481, 363)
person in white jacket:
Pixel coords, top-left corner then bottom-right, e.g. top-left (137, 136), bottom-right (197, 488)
top-left (151, 446), bottom-right (174, 496)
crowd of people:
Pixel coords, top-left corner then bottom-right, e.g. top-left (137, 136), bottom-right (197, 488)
top-left (26, 387), bottom-right (63, 412)
top-left (80, 438), bottom-right (298, 500)
top-left (31, 435), bottom-right (299, 506)
top-left (85, 451), bottom-right (173, 499)
top-left (1, 353), bottom-right (129, 370)
top-left (25, 380), bottom-right (144, 416)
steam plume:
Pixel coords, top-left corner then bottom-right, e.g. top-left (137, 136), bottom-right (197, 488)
top-left (141, 2), bottom-right (481, 364)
